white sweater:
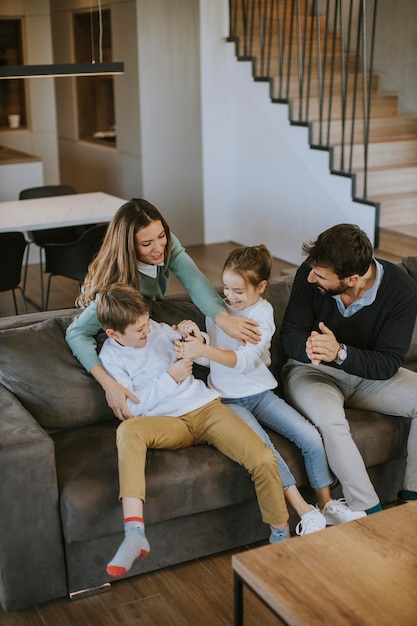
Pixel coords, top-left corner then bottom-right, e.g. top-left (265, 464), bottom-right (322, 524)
top-left (99, 320), bottom-right (218, 417)
top-left (205, 299), bottom-right (278, 398)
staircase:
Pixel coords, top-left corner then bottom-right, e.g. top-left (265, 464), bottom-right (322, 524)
top-left (228, 0), bottom-right (417, 257)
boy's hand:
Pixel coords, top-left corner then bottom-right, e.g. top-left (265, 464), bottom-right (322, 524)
top-left (175, 319), bottom-right (203, 339)
top-left (167, 358), bottom-right (193, 383)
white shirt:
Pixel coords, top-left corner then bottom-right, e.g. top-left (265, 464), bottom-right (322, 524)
top-left (205, 299), bottom-right (278, 398)
top-left (137, 259), bottom-right (164, 278)
top-left (99, 320), bottom-right (218, 417)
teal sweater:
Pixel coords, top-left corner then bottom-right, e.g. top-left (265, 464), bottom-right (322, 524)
top-left (66, 234), bottom-right (225, 372)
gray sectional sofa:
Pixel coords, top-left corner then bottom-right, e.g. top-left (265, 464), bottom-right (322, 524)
top-left (0, 257), bottom-right (416, 612)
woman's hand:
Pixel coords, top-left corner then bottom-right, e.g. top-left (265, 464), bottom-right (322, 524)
top-left (215, 311), bottom-right (261, 345)
top-left (90, 365), bottom-right (139, 421)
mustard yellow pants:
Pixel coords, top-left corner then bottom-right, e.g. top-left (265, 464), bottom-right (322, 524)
top-left (116, 398), bottom-right (288, 526)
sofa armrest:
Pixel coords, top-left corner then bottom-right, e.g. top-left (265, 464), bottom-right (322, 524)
top-left (0, 386), bottom-right (67, 612)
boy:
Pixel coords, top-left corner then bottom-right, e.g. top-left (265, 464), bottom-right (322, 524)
top-left (96, 283), bottom-right (290, 578)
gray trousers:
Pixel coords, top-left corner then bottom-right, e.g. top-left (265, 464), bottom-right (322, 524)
top-left (282, 360), bottom-right (417, 510)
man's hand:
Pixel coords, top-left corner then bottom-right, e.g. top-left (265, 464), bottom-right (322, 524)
top-left (306, 322), bottom-right (340, 365)
top-left (215, 311), bottom-right (261, 345)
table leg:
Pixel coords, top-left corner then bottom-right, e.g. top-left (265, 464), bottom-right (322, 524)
top-left (234, 572), bottom-right (244, 626)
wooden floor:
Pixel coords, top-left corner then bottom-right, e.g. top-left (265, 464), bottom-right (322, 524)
top-left (0, 545), bottom-right (288, 626)
top-left (0, 242), bottom-right (296, 626)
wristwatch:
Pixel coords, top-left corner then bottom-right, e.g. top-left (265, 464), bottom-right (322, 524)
top-left (336, 343), bottom-right (347, 364)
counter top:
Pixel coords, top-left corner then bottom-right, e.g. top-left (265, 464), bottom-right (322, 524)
top-left (0, 145), bottom-right (41, 165)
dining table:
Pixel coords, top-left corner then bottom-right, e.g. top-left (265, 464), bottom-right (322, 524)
top-left (0, 191), bottom-right (127, 233)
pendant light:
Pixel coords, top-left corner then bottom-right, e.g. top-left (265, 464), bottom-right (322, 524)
top-left (0, 1), bottom-right (124, 79)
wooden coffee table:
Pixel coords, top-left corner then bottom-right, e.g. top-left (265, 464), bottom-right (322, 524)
top-left (232, 503), bottom-right (417, 626)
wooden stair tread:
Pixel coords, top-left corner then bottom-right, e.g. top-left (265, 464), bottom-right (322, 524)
top-left (371, 192), bottom-right (417, 227)
top-left (378, 225), bottom-right (417, 257)
top-left (322, 115), bottom-right (417, 137)
top-left (372, 191), bottom-right (417, 202)
top-left (291, 93), bottom-right (399, 115)
top-left (380, 223), bottom-right (417, 237)
top-left (333, 136), bottom-right (417, 147)
top-left (310, 116), bottom-right (417, 141)
top-left (356, 161), bottom-right (417, 173)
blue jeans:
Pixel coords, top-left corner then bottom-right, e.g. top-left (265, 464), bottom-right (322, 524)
top-left (222, 390), bottom-right (332, 490)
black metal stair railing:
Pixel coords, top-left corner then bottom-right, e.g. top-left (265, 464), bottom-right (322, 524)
top-left (228, 0), bottom-right (380, 238)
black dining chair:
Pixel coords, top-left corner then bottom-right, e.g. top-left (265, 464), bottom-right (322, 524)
top-left (0, 231), bottom-right (28, 315)
top-left (19, 185), bottom-right (80, 310)
top-left (43, 223), bottom-right (108, 310)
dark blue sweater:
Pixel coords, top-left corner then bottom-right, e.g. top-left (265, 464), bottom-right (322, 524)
top-left (281, 259), bottom-right (417, 380)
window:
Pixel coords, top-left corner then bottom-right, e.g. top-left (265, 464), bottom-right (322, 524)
top-left (73, 9), bottom-right (116, 145)
top-left (0, 19), bottom-right (26, 129)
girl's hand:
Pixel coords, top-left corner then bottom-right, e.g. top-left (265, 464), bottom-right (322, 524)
top-left (176, 335), bottom-right (206, 360)
top-left (215, 311), bottom-right (261, 345)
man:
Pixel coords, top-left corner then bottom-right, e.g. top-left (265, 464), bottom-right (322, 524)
top-left (280, 223), bottom-right (417, 514)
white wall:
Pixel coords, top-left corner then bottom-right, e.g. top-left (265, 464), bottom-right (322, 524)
top-left (136, 0), bottom-right (204, 245)
top-left (372, 0), bottom-right (417, 115)
top-left (199, 0), bottom-right (376, 266)
top-left (51, 0), bottom-right (141, 201)
top-left (0, 0), bottom-right (59, 190)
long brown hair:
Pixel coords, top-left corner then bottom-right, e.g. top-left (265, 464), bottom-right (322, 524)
top-left (76, 198), bottom-right (172, 307)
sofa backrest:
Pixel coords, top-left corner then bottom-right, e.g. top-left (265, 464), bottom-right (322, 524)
top-left (0, 314), bottom-right (114, 432)
top-left (0, 278), bottom-right (294, 432)
top-left (0, 258), bottom-right (415, 432)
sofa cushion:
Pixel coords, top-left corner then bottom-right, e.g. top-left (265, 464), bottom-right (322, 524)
top-left (0, 317), bottom-right (113, 431)
top-left (150, 298), bottom-right (206, 328)
top-left (398, 258), bottom-right (417, 365)
top-left (400, 256), bottom-right (417, 282)
top-left (54, 406), bottom-right (409, 545)
top-left (54, 421), bottom-right (266, 544)
top-left (265, 277), bottom-right (293, 383)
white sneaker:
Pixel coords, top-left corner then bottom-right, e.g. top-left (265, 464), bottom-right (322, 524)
top-left (321, 498), bottom-right (366, 525)
top-left (295, 506), bottom-right (326, 536)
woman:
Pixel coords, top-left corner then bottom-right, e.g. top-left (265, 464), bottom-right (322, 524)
top-left (66, 198), bottom-right (260, 420)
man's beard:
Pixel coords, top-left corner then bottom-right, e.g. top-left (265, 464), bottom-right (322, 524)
top-left (316, 283), bottom-right (349, 297)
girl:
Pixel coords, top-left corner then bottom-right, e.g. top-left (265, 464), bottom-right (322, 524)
top-left (175, 245), bottom-right (366, 534)
top-left (65, 199), bottom-right (260, 421)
